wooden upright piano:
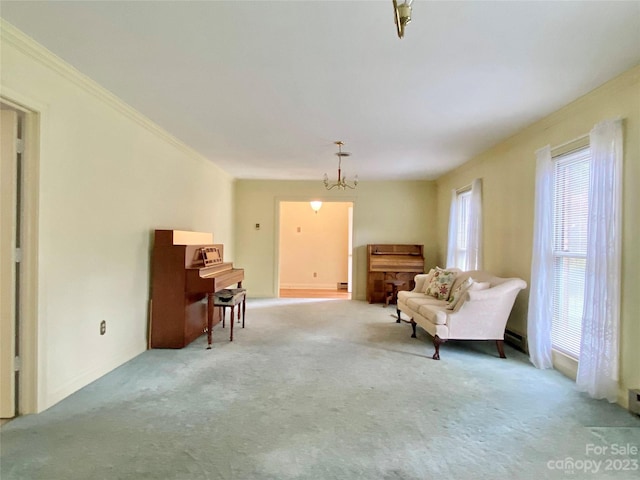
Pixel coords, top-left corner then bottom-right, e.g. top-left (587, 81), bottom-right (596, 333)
top-left (366, 244), bottom-right (424, 304)
top-left (149, 230), bottom-right (244, 348)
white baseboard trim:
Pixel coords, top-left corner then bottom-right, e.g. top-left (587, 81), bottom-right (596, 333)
top-left (280, 283), bottom-right (337, 290)
top-left (43, 341), bottom-right (145, 412)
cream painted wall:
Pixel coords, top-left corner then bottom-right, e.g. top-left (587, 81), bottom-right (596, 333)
top-left (435, 65), bottom-right (640, 405)
top-left (279, 202), bottom-right (350, 289)
top-left (234, 180), bottom-right (437, 300)
top-left (1, 24), bottom-right (235, 411)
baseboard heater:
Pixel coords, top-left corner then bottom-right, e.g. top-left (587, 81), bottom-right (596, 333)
top-left (629, 389), bottom-right (640, 417)
top-left (504, 329), bottom-right (527, 353)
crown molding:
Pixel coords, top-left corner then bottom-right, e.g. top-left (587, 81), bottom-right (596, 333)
top-left (0, 19), bottom-right (230, 178)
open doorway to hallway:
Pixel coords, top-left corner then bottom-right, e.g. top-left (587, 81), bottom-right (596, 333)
top-left (278, 201), bottom-right (353, 299)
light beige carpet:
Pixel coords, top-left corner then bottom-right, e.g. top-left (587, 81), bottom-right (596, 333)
top-left (1, 298), bottom-right (639, 479)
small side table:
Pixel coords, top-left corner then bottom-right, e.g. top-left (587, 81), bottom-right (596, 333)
top-left (384, 280), bottom-right (405, 308)
top-left (208, 288), bottom-right (246, 348)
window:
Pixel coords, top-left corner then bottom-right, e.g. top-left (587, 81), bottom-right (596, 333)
top-left (446, 178), bottom-right (482, 271)
top-left (551, 146), bottom-right (590, 359)
top-left (452, 190), bottom-right (471, 269)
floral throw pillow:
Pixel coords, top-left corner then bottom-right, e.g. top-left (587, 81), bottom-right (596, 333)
top-left (446, 277), bottom-right (473, 310)
top-left (425, 268), bottom-right (458, 300)
top-left (421, 268), bottom-right (436, 294)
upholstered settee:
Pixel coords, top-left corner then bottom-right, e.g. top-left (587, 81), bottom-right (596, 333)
top-left (396, 270), bottom-right (526, 360)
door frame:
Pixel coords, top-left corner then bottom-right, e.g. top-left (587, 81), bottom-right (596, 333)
top-left (1, 90), bottom-right (42, 414)
top-left (1, 108), bottom-right (18, 418)
top-left (274, 197), bottom-right (356, 297)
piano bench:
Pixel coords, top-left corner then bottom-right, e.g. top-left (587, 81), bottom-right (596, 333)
top-left (208, 288), bottom-right (246, 348)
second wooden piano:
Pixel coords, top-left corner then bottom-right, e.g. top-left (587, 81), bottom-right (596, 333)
top-left (149, 229), bottom-right (244, 348)
top-left (366, 244), bottom-right (424, 304)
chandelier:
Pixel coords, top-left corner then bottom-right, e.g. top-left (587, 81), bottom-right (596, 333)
top-left (323, 141), bottom-right (358, 190)
top-left (393, 0), bottom-right (413, 39)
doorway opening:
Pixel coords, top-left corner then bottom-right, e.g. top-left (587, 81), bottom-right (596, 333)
top-left (278, 201), bottom-right (353, 299)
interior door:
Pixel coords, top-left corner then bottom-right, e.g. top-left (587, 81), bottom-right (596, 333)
top-left (0, 109), bottom-right (18, 418)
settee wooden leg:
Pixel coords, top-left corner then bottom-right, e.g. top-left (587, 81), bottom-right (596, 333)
top-left (433, 335), bottom-right (445, 360)
top-left (410, 320), bottom-right (417, 338)
top-left (496, 339), bottom-right (506, 359)
top-left (396, 308), bottom-right (401, 323)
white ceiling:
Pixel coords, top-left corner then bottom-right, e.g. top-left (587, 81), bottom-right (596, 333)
top-left (2, 1), bottom-right (639, 181)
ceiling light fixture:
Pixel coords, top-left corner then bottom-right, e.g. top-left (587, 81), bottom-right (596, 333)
top-left (323, 141), bottom-right (358, 190)
top-left (393, 0), bottom-right (413, 39)
top-left (310, 201), bottom-right (323, 214)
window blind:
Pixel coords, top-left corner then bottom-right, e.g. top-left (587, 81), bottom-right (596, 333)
top-left (551, 147), bottom-right (590, 358)
top-left (457, 191), bottom-right (471, 250)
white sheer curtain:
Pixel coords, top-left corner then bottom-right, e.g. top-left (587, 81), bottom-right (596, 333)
top-left (527, 145), bottom-right (554, 369)
top-left (446, 179), bottom-right (483, 270)
top-left (576, 118), bottom-right (623, 402)
top-left (446, 189), bottom-right (458, 268)
top-left (466, 178), bottom-right (483, 270)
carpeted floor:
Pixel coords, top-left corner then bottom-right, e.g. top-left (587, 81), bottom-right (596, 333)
top-left (1, 298), bottom-right (639, 479)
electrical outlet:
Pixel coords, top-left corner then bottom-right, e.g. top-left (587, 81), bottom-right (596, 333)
top-left (313, 272), bottom-right (317, 278)
top-left (100, 320), bottom-right (106, 335)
